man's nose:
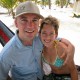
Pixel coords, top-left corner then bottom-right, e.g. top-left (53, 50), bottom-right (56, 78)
top-left (27, 21), bottom-right (34, 28)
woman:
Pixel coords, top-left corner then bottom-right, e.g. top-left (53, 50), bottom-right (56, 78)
top-left (39, 16), bottom-right (78, 80)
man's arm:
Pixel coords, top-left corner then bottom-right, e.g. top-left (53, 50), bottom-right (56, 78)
top-left (7, 75), bottom-right (12, 80)
top-left (60, 38), bottom-right (75, 65)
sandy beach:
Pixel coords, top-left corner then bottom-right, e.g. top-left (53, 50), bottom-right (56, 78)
top-left (0, 6), bottom-right (80, 65)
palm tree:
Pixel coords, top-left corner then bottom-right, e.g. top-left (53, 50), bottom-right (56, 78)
top-left (65, 0), bottom-right (70, 8)
top-left (48, 0), bottom-right (51, 9)
top-left (0, 0), bottom-right (17, 18)
top-left (17, 0), bottom-right (26, 2)
top-left (41, 0), bottom-right (51, 9)
top-left (55, 0), bottom-right (66, 8)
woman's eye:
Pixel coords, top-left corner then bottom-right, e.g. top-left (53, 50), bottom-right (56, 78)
top-left (50, 33), bottom-right (54, 35)
top-left (42, 32), bottom-right (47, 36)
top-left (42, 32), bottom-right (46, 34)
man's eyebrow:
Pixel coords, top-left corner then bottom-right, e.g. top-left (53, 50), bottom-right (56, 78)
top-left (19, 15), bottom-right (39, 20)
top-left (20, 16), bottom-right (27, 19)
top-left (33, 17), bottom-right (39, 20)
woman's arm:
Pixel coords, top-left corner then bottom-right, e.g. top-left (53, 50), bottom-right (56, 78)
top-left (68, 61), bottom-right (78, 80)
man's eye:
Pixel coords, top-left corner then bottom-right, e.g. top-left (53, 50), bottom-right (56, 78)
top-left (32, 19), bottom-right (38, 22)
top-left (22, 19), bottom-right (27, 22)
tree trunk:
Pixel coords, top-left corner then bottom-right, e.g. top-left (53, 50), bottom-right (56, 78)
top-left (48, 0), bottom-right (51, 9)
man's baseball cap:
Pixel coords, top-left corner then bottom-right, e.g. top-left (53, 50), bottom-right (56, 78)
top-left (15, 1), bottom-right (44, 19)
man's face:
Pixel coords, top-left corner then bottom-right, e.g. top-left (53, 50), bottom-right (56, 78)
top-left (15, 14), bottom-right (39, 43)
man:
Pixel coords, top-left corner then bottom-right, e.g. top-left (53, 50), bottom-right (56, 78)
top-left (0, 1), bottom-right (74, 80)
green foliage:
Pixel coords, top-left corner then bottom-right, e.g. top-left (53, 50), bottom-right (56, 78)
top-left (0, 0), bottom-right (17, 18)
top-left (0, 0), bottom-right (17, 9)
top-left (55, 0), bottom-right (66, 7)
top-left (41, 0), bottom-right (49, 5)
top-left (55, 0), bottom-right (60, 6)
top-left (17, 0), bottom-right (27, 2)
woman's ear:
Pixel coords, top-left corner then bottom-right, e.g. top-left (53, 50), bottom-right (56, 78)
top-left (55, 34), bottom-right (58, 39)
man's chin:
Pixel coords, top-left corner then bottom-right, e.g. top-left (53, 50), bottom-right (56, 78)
top-left (27, 36), bottom-right (35, 40)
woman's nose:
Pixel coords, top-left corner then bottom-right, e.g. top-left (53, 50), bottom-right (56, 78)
top-left (46, 35), bottom-right (51, 39)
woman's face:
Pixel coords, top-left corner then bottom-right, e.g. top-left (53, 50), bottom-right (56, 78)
top-left (40, 24), bottom-right (57, 47)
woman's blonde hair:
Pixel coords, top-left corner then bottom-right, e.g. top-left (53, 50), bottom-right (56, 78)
top-left (39, 15), bottom-right (59, 35)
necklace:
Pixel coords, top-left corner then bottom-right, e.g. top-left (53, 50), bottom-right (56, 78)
top-left (42, 40), bottom-right (64, 67)
top-left (42, 40), bottom-right (59, 62)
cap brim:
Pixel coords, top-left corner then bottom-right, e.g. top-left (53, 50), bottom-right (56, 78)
top-left (15, 12), bottom-right (44, 19)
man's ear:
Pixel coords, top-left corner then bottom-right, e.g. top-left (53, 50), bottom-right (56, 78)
top-left (14, 19), bottom-right (18, 28)
top-left (39, 19), bottom-right (43, 26)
